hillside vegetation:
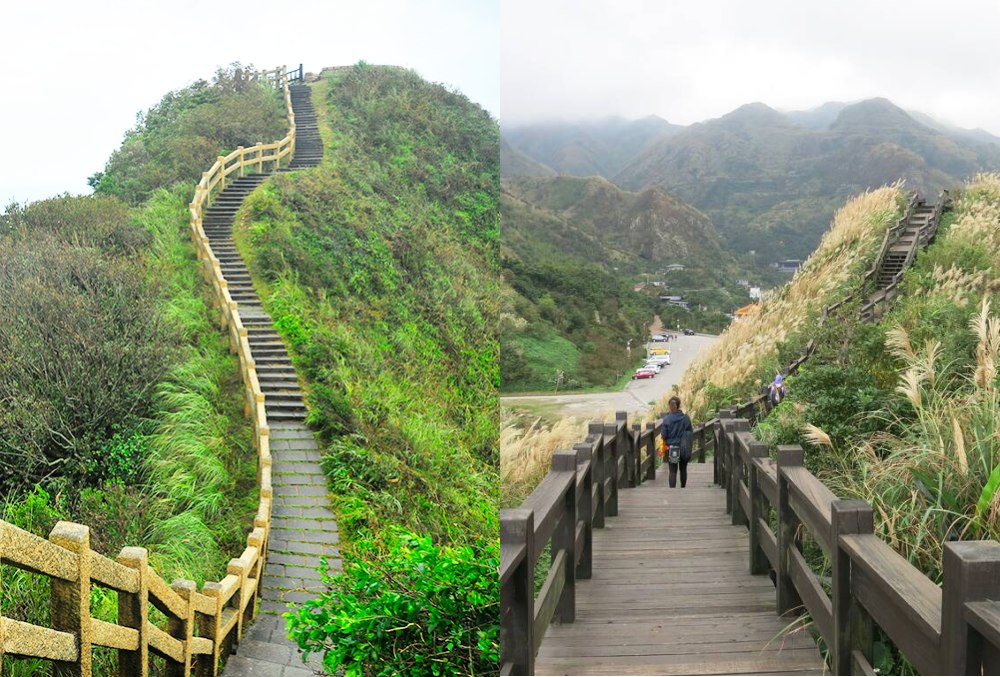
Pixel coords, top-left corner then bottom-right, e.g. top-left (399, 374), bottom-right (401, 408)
top-left (501, 174), bottom-right (784, 392)
top-left (674, 184), bottom-right (907, 420)
top-left (234, 65), bottom-right (498, 674)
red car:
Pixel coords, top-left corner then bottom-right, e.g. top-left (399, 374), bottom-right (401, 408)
top-left (632, 368), bottom-right (657, 379)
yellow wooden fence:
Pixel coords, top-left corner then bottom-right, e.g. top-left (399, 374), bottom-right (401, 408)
top-left (0, 64), bottom-right (298, 677)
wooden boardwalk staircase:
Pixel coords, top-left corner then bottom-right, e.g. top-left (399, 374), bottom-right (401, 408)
top-left (502, 409), bottom-right (1000, 675)
top-left (860, 197), bottom-right (944, 323)
top-left (534, 464), bottom-right (823, 675)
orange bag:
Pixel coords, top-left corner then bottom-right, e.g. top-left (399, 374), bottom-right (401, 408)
top-left (657, 438), bottom-right (668, 459)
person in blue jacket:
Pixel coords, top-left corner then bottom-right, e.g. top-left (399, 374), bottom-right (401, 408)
top-left (661, 396), bottom-right (694, 488)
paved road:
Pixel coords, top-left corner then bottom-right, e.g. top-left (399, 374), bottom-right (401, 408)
top-left (502, 333), bottom-right (718, 420)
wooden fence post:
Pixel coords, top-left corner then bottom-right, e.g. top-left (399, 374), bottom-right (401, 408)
top-left (629, 423), bottom-right (641, 487)
top-left (831, 499), bottom-right (874, 675)
top-left (604, 421), bottom-right (620, 516)
top-left (217, 156), bottom-right (226, 193)
top-left (118, 546), bottom-right (149, 677)
top-left (169, 579), bottom-right (196, 676)
top-left (942, 541), bottom-right (1000, 674)
top-left (199, 582), bottom-right (223, 676)
top-left (50, 522), bottom-right (91, 677)
top-left (716, 409), bottom-right (736, 486)
top-left (237, 146), bottom-right (245, 177)
top-left (645, 422), bottom-right (657, 481)
top-left (552, 450), bottom-right (577, 624)
top-left (747, 440), bottom-right (770, 575)
top-left (575, 443), bottom-right (593, 580)
top-left (729, 426), bottom-right (750, 527)
top-left (501, 509), bottom-right (535, 675)
top-left (776, 446), bottom-right (805, 617)
top-left (589, 423), bottom-right (606, 525)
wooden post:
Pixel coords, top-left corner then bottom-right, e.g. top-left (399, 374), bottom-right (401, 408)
top-left (227, 558), bottom-right (247, 641)
top-left (831, 500), bottom-right (874, 675)
top-left (574, 444), bottom-right (593, 580)
top-left (723, 419), bottom-right (749, 518)
top-left (199, 582), bottom-right (223, 676)
top-left (255, 142), bottom-right (263, 173)
top-left (776, 446), bottom-right (805, 617)
top-left (118, 546), bottom-right (149, 677)
top-left (237, 146), bottom-right (245, 177)
top-left (169, 579), bottom-right (196, 676)
top-left (645, 422), bottom-right (657, 481)
top-left (552, 450), bottom-right (577, 623)
top-left (716, 408), bottom-right (736, 486)
top-left (629, 423), bottom-right (641, 488)
top-left (217, 156), bottom-right (226, 193)
top-left (247, 529), bottom-right (265, 620)
top-left (589, 423), bottom-right (606, 527)
top-left (730, 428), bottom-right (750, 527)
top-left (747, 440), bottom-right (770, 575)
top-left (501, 509), bottom-right (535, 675)
top-left (604, 422), bottom-right (620, 517)
top-left (50, 522), bottom-right (91, 677)
top-left (942, 541), bottom-right (1000, 674)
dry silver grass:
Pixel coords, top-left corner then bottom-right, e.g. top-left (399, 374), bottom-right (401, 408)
top-left (801, 423), bottom-right (833, 449)
top-left (971, 298), bottom-right (1000, 391)
top-left (500, 409), bottom-right (588, 507)
top-left (674, 185), bottom-right (904, 419)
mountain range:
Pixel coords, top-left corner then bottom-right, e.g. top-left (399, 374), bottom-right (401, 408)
top-left (504, 98), bottom-right (1000, 262)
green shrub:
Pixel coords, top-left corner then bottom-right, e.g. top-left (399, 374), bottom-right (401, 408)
top-left (286, 531), bottom-right (499, 676)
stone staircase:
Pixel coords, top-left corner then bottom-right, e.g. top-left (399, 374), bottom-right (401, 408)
top-left (215, 81), bottom-right (332, 677)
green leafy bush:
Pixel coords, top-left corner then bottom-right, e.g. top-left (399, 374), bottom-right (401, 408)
top-left (286, 531), bottom-right (499, 676)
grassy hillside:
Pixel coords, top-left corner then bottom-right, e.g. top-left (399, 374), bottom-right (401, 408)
top-left (234, 65), bottom-right (498, 673)
top-left (0, 67), bottom-right (297, 677)
top-left (749, 174), bottom-right (1000, 588)
top-left (674, 184), bottom-right (907, 420)
top-left (501, 175), bottom-right (784, 391)
top-left (90, 64), bottom-right (285, 205)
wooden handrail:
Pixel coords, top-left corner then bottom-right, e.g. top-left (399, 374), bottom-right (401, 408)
top-left (0, 65), bottom-right (297, 677)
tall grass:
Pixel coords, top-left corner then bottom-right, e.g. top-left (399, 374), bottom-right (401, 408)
top-left (673, 184), bottom-right (906, 420)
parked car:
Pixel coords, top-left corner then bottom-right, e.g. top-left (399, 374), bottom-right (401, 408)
top-left (632, 368), bottom-right (657, 379)
top-left (651, 334), bottom-right (670, 342)
top-left (649, 347), bottom-right (670, 356)
top-left (683, 328), bottom-right (696, 336)
top-left (642, 362), bottom-right (662, 373)
top-left (648, 355), bottom-right (671, 366)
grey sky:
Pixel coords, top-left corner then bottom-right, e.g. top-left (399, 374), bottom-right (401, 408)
top-left (502, 0), bottom-right (1000, 135)
top-left (0, 0), bottom-right (499, 205)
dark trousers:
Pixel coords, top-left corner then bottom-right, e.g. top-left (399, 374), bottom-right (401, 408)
top-left (668, 460), bottom-right (688, 488)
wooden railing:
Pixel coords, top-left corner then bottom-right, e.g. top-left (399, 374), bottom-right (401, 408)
top-left (714, 410), bottom-right (1000, 675)
top-left (0, 65), bottom-right (297, 677)
top-left (500, 405), bottom-right (1000, 675)
top-left (501, 412), bottom-right (668, 675)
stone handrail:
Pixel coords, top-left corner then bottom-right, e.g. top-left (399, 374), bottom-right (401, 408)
top-left (0, 64), bottom-right (296, 677)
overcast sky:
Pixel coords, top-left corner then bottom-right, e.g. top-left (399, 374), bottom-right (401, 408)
top-left (0, 0), bottom-right (499, 205)
top-left (502, 0), bottom-right (1000, 135)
